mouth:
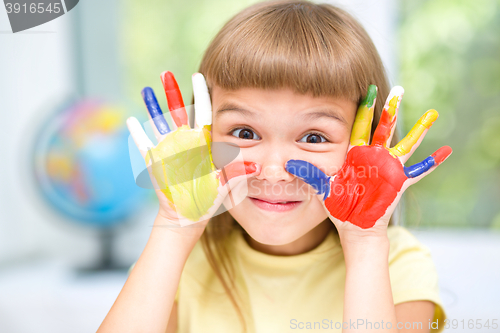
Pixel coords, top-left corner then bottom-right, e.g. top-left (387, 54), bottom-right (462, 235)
top-left (248, 197), bottom-right (302, 212)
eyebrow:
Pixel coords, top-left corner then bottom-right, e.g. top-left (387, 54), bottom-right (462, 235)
top-left (215, 102), bottom-right (256, 119)
top-left (301, 108), bottom-right (348, 126)
top-left (215, 102), bottom-right (348, 125)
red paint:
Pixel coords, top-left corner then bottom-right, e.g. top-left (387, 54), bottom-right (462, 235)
top-left (371, 108), bottom-right (396, 147)
top-left (219, 161), bottom-right (257, 185)
top-left (160, 71), bottom-right (189, 127)
top-left (431, 146), bottom-right (452, 165)
top-left (324, 143), bottom-right (452, 228)
top-left (325, 145), bottom-right (407, 229)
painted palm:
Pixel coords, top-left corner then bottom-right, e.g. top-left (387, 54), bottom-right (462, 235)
top-left (286, 86), bottom-right (452, 229)
top-left (127, 72), bottom-right (259, 226)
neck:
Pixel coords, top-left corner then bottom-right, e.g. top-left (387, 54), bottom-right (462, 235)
top-left (243, 219), bottom-right (333, 256)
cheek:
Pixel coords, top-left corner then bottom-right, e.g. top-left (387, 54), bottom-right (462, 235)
top-left (308, 195), bottom-right (329, 220)
top-left (303, 147), bottom-right (349, 178)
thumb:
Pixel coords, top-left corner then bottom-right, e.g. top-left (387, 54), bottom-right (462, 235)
top-left (205, 161), bottom-right (260, 217)
top-left (126, 117), bottom-right (154, 159)
top-left (217, 161), bottom-right (261, 191)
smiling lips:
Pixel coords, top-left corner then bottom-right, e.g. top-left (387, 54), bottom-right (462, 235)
top-left (249, 197), bottom-right (303, 212)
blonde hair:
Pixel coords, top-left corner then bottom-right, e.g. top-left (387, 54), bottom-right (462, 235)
top-left (196, 1), bottom-right (396, 331)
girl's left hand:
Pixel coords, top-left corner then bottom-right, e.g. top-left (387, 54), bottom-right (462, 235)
top-left (285, 85), bottom-right (452, 239)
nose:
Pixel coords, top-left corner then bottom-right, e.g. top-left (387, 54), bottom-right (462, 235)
top-left (254, 148), bottom-right (295, 184)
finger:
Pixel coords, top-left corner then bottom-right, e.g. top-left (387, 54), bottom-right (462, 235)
top-left (126, 117), bottom-right (155, 159)
top-left (192, 73), bottom-right (212, 129)
top-left (285, 160), bottom-right (331, 200)
top-left (390, 109), bottom-right (438, 163)
top-left (161, 71), bottom-right (189, 128)
top-left (350, 85), bottom-right (377, 146)
top-left (187, 162), bottom-right (260, 224)
top-left (371, 86), bottom-right (404, 147)
top-left (403, 145), bottom-right (452, 179)
top-left (141, 87), bottom-right (171, 138)
top-left (141, 87), bottom-right (163, 142)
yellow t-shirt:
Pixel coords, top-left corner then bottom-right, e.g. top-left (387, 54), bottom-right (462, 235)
top-left (129, 225), bottom-right (447, 333)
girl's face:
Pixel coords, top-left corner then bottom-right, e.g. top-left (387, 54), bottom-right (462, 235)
top-left (211, 85), bottom-right (357, 246)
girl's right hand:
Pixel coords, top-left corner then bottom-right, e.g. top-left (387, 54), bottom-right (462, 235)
top-left (285, 85), bottom-right (452, 236)
top-left (127, 71), bottom-right (260, 232)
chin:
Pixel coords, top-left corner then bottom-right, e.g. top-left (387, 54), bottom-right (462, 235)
top-left (242, 217), bottom-right (299, 246)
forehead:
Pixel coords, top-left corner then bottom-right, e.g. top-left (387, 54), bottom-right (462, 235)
top-left (211, 85), bottom-right (357, 125)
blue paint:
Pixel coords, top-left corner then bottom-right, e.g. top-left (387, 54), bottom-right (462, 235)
top-left (285, 160), bottom-right (330, 200)
top-left (404, 156), bottom-right (435, 178)
top-left (141, 87), bottom-right (170, 135)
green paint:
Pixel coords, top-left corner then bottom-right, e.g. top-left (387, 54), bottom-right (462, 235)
top-left (145, 125), bottom-right (219, 221)
top-left (361, 85), bottom-right (377, 108)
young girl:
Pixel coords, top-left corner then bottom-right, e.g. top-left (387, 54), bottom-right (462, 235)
top-left (98, 1), bottom-right (451, 332)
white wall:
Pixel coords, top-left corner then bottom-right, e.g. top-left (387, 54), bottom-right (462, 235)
top-left (327, 0), bottom-right (399, 85)
top-left (0, 8), bottom-right (83, 266)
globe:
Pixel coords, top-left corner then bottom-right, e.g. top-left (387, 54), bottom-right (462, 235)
top-left (34, 99), bottom-right (148, 229)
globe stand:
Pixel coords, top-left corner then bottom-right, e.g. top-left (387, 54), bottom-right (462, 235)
top-left (76, 227), bottom-right (130, 274)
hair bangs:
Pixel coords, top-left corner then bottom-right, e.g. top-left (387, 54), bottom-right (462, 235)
top-left (200, 1), bottom-right (376, 103)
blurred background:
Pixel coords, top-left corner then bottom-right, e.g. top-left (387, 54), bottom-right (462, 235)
top-left (0, 0), bottom-right (499, 332)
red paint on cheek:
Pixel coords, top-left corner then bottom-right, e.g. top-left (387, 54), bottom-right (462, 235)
top-left (325, 146), bottom-right (407, 229)
top-left (219, 161), bottom-right (257, 185)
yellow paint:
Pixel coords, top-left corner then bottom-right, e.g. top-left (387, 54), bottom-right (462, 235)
top-left (350, 85), bottom-right (377, 146)
top-left (145, 124), bottom-right (219, 221)
top-left (350, 104), bottom-right (374, 146)
top-left (390, 109), bottom-right (439, 157)
top-left (386, 95), bottom-right (399, 117)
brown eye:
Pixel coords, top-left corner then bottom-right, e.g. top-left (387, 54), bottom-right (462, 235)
top-left (299, 133), bottom-right (327, 144)
top-left (232, 128), bottom-right (261, 140)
